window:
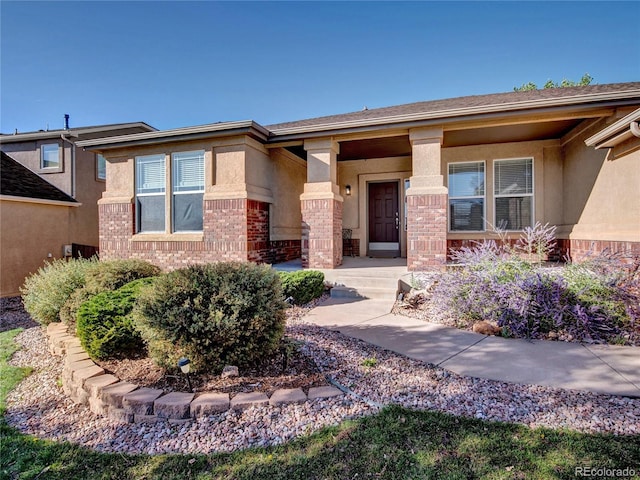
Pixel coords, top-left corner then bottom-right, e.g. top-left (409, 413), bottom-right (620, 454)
top-left (448, 161), bottom-right (485, 231)
top-left (134, 150), bottom-right (205, 234)
top-left (97, 154), bottom-right (106, 180)
top-left (172, 150), bottom-right (204, 232)
top-left (494, 158), bottom-right (533, 230)
top-left (135, 154), bottom-right (166, 233)
top-left (41, 143), bottom-right (60, 169)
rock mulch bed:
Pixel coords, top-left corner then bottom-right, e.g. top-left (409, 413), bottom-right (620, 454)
top-left (48, 321), bottom-right (344, 424)
top-left (4, 301), bottom-right (640, 455)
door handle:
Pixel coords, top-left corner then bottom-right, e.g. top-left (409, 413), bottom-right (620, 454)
top-left (395, 215), bottom-right (399, 230)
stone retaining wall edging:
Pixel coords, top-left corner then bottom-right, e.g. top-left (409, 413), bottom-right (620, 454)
top-left (46, 322), bottom-right (344, 424)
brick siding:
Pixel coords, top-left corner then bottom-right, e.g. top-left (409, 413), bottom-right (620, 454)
top-left (301, 198), bottom-right (343, 269)
top-left (557, 239), bottom-right (640, 262)
top-left (406, 193), bottom-right (447, 270)
top-left (99, 200), bottom-right (300, 270)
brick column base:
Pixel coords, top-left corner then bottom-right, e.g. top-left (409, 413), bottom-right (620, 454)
top-left (406, 193), bottom-right (447, 270)
top-left (301, 198), bottom-right (343, 269)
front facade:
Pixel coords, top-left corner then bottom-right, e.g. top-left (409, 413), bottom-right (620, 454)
top-left (79, 83), bottom-right (640, 271)
top-left (0, 121), bottom-right (156, 296)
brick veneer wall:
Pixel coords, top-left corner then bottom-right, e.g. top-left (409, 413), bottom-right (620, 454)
top-left (406, 194), bottom-right (447, 270)
top-left (98, 200), bottom-right (300, 270)
top-left (558, 239), bottom-right (640, 262)
top-left (301, 198), bottom-right (343, 269)
top-left (99, 203), bottom-right (135, 260)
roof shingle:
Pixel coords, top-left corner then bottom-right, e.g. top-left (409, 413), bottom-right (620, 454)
top-left (266, 82), bottom-right (640, 132)
top-left (0, 152), bottom-right (77, 203)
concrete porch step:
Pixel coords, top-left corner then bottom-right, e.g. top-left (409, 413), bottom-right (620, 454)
top-left (329, 275), bottom-right (399, 290)
top-left (330, 285), bottom-right (397, 300)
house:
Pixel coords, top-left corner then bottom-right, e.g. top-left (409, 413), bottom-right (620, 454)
top-left (76, 83), bottom-right (640, 272)
top-left (0, 120), bottom-right (155, 296)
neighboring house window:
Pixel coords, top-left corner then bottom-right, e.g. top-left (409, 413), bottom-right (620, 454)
top-left (172, 150), bottom-right (204, 232)
top-left (494, 158), bottom-right (533, 230)
top-left (41, 143), bottom-right (60, 169)
top-left (96, 154), bottom-right (106, 180)
top-left (448, 161), bottom-right (485, 231)
top-left (135, 154), bottom-right (166, 233)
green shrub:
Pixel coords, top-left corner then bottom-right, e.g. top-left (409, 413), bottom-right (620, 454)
top-left (59, 288), bottom-right (94, 327)
top-left (278, 270), bottom-right (325, 305)
top-left (135, 262), bottom-right (286, 373)
top-left (562, 259), bottom-right (631, 327)
top-left (76, 278), bottom-right (153, 360)
top-left (20, 258), bottom-right (97, 325)
top-left (85, 259), bottom-right (161, 293)
top-left (59, 259), bottom-right (160, 327)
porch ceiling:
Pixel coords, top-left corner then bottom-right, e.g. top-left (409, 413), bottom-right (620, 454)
top-left (284, 118), bottom-right (583, 162)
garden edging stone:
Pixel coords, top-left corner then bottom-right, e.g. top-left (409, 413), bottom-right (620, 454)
top-left (46, 322), bottom-right (344, 424)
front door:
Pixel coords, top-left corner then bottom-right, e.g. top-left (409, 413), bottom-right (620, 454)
top-left (368, 181), bottom-right (400, 257)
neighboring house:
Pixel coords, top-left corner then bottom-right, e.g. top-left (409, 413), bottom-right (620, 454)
top-left (0, 121), bottom-right (155, 296)
top-left (77, 83), bottom-right (640, 272)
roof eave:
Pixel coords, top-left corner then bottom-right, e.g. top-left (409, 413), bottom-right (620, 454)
top-left (77, 120), bottom-right (270, 151)
top-left (585, 108), bottom-right (640, 149)
top-left (0, 194), bottom-right (81, 207)
top-left (268, 89), bottom-right (640, 140)
top-left (0, 121), bottom-right (156, 144)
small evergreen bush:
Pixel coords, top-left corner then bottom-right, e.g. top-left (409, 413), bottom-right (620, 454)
top-left (59, 259), bottom-right (160, 327)
top-left (278, 270), bottom-right (325, 305)
top-left (21, 257), bottom-right (97, 325)
top-left (85, 259), bottom-right (161, 292)
top-left (135, 262), bottom-right (286, 373)
top-left (76, 278), bottom-right (153, 360)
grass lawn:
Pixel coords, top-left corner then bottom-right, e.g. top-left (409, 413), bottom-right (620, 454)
top-left (1, 329), bottom-right (639, 480)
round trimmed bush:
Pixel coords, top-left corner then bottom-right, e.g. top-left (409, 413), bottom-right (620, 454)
top-left (84, 259), bottom-right (161, 292)
top-left (76, 278), bottom-right (153, 360)
top-left (134, 262), bottom-right (286, 373)
top-left (59, 259), bottom-right (161, 327)
top-left (278, 270), bottom-right (325, 305)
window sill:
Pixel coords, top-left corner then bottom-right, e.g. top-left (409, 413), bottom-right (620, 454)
top-left (39, 167), bottom-right (63, 174)
top-left (131, 233), bottom-right (204, 242)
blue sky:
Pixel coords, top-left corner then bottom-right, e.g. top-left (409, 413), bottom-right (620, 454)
top-left (1, 1), bottom-right (638, 133)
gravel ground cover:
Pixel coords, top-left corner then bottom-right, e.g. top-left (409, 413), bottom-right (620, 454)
top-left (4, 297), bottom-right (640, 456)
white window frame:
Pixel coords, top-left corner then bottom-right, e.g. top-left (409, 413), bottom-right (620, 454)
top-left (448, 160), bottom-right (486, 233)
top-left (135, 154), bottom-right (166, 234)
top-left (171, 150), bottom-right (205, 233)
top-left (40, 143), bottom-right (61, 170)
top-left (493, 157), bottom-right (534, 231)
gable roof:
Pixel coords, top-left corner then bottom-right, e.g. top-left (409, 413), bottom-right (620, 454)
top-left (77, 82), bottom-right (640, 151)
top-left (0, 152), bottom-right (78, 204)
top-left (267, 82), bottom-right (640, 137)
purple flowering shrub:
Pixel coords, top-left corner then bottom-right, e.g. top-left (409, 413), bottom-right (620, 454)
top-left (433, 231), bottom-right (639, 344)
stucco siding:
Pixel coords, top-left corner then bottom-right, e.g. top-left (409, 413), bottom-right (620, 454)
top-left (563, 119), bottom-right (640, 244)
top-left (1, 200), bottom-right (74, 297)
top-left (269, 149), bottom-right (305, 241)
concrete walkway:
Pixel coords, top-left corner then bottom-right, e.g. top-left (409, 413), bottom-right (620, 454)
top-left (304, 297), bottom-right (640, 398)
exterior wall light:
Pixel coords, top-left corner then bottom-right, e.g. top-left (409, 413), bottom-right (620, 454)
top-left (345, 185), bottom-right (351, 196)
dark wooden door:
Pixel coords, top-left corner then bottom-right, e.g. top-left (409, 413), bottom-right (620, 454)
top-left (369, 182), bottom-right (399, 243)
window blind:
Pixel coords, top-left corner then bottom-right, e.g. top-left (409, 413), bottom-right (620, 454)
top-left (449, 162), bottom-right (485, 197)
top-left (136, 155), bottom-right (165, 194)
top-left (495, 158), bottom-right (532, 195)
top-left (172, 151), bottom-right (204, 192)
